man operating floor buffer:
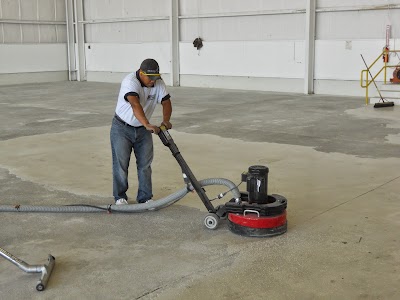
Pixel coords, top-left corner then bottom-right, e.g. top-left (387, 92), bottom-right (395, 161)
top-left (158, 126), bottom-right (288, 237)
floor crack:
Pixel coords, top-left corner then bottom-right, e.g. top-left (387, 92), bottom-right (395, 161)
top-left (308, 174), bottom-right (400, 221)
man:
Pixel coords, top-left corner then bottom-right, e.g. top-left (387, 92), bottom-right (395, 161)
top-left (110, 58), bottom-right (172, 205)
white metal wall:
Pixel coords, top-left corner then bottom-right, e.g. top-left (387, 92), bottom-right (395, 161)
top-left (0, 0), bottom-right (68, 85)
top-left (2, 0), bottom-right (400, 97)
top-left (79, 0), bottom-right (400, 96)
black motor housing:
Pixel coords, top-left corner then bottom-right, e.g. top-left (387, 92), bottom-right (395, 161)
top-left (228, 165), bottom-right (287, 237)
top-left (242, 165), bottom-right (269, 204)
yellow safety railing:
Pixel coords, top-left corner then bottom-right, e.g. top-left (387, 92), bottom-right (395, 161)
top-left (360, 49), bottom-right (400, 105)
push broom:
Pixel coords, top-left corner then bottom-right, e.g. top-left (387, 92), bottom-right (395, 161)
top-left (361, 54), bottom-right (395, 108)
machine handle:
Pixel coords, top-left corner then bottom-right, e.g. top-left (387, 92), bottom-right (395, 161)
top-left (243, 209), bottom-right (260, 217)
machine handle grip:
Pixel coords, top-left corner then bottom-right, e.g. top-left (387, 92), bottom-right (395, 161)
top-left (158, 125), bottom-right (173, 146)
top-left (243, 209), bottom-right (260, 217)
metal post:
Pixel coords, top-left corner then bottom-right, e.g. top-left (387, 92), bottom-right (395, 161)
top-left (65, 0), bottom-right (77, 81)
top-left (304, 0), bottom-right (316, 95)
top-left (366, 71), bottom-right (369, 105)
top-left (384, 49), bottom-right (388, 84)
top-left (73, 0), bottom-right (86, 81)
top-left (169, 0), bottom-right (180, 86)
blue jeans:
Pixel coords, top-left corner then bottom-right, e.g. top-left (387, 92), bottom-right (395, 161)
top-left (110, 117), bottom-right (153, 203)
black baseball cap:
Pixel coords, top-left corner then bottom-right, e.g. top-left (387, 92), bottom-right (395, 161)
top-left (140, 58), bottom-right (161, 80)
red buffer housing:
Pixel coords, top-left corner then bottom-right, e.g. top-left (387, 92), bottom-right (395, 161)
top-left (226, 166), bottom-right (288, 237)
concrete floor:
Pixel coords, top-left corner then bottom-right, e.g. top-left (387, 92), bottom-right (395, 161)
top-left (0, 81), bottom-right (399, 299)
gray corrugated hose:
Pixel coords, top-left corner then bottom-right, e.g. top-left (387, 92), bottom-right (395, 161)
top-left (0, 178), bottom-right (240, 213)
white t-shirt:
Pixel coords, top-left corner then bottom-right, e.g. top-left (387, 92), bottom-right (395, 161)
top-left (115, 71), bottom-right (170, 127)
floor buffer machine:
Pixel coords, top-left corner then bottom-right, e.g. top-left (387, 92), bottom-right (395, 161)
top-left (158, 126), bottom-right (288, 237)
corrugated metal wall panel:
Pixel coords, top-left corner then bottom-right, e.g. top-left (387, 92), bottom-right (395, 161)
top-left (84, 0), bottom-right (169, 20)
top-left (20, 1), bottom-right (37, 20)
top-left (82, 1), bottom-right (307, 44)
top-left (40, 25), bottom-right (57, 43)
top-left (85, 20), bottom-right (169, 43)
top-left (83, 0), bottom-right (170, 43)
top-left (121, 0), bottom-right (169, 18)
top-left (56, 25), bottom-right (67, 41)
top-left (0, 0), bottom-right (66, 44)
top-left (316, 10), bottom-right (400, 40)
top-left (55, 0), bottom-right (66, 21)
top-left (317, 0), bottom-right (392, 8)
top-left (181, 14), bottom-right (305, 42)
top-left (39, 0), bottom-right (56, 20)
top-left (21, 24), bottom-right (39, 43)
top-left (3, 24), bottom-right (20, 43)
top-left (84, 0), bottom-right (123, 20)
top-left (180, 0), bottom-right (306, 15)
top-left (2, 0), bottom-right (19, 19)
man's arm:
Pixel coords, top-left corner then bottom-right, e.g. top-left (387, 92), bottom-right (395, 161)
top-left (126, 95), bottom-right (160, 133)
top-left (161, 99), bottom-right (172, 129)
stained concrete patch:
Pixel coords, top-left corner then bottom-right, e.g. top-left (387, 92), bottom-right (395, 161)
top-left (346, 105), bottom-right (400, 122)
top-left (171, 93), bottom-right (400, 158)
top-left (0, 126), bottom-right (399, 222)
top-left (36, 118), bottom-right (71, 122)
top-left (346, 105), bottom-right (400, 144)
top-left (386, 133), bottom-right (400, 144)
top-left (68, 111), bottom-right (98, 115)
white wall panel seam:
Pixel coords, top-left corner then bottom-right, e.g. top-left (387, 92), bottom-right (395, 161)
top-left (0, 20), bottom-right (66, 25)
top-left (80, 16), bottom-right (168, 24)
top-left (317, 4), bottom-right (400, 13)
top-left (37, 0), bottom-right (40, 43)
top-left (196, 0), bottom-right (201, 37)
top-left (0, 0), bottom-right (4, 43)
top-left (180, 9), bottom-right (305, 20)
top-left (55, 0), bottom-right (58, 42)
top-left (179, 4), bottom-right (400, 20)
top-left (18, 0), bottom-right (22, 43)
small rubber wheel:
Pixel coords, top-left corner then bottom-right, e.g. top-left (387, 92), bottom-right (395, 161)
top-left (204, 213), bottom-right (219, 230)
top-left (36, 283), bottom-right (45, 291)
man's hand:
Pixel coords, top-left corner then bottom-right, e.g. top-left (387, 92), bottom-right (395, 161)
top-left (161, 120), bottom-right (172, 129)
top-left (145, 124), bottom-right (160, 134)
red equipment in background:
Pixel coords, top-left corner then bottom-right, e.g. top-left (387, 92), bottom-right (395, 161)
top-left (390, 67), bottom-right (400, 84)
top-left (383, 47), bottom-right (389, 63)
